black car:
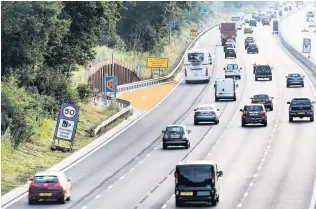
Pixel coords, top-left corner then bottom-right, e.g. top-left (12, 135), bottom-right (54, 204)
top-left (174, 161), bottom-right (223, 207)
top-left (225, 48), bottom-right (236, 58)
top-left (286, 73), bottom-right (304, 87)
top-left (244, 37), bottom-right (255, 49)
top-left (240, 104), bottom-right (268, 127)
top-left (251, 94), bottom-right (274, 110)
top-left (262, 18), bottom-right (270, 25)
top-left (162, 125), bottom-right (191, 149)
top-left (287, 98), bottom-right (315, 122)
top-left (244, 27), bottom-right (253, 34)
top-left (255, 65), bottom-right (273, 81)
top-left (247, 43), bottom-right (259, 53)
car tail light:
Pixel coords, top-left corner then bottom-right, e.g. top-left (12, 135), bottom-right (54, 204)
top-left (311, 106), bottom-right (314, 111)
top-left (29, 179), bottom-right (35, 189)
top-left (211, 175), bottom-right (215, 185)
top-left (175, 172), bottom-right (179, 184)
top-left (210, 111), bottom-right (216, 114)
top-left (267, 99), bottom-right (272, 102)
top-left (260, 111), bottom-right (266, 115)
top-left (206, 68), bottom-right (208, 76)
top-left (252, 99), bottom-right (256, 103)
top-left (243, 111), bottom-right (248, 115)
top-left (184, 68), bottom-right (187, 77)
top-left (163, 135), bottom-right (168, 141)
top-left (56, 180), bottom-right (64, 191)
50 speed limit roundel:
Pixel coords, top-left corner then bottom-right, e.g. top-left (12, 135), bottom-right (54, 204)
top-left (62, 105), bottom-right (77, 119)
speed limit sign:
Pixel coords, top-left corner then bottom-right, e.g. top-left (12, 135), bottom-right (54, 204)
top-left (62, 105), bottom-right (77, 119)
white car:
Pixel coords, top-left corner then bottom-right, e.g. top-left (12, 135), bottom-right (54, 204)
top-left (224, 64), bottom-right (242, 80)
top-left (309, 23), bottom-right (316, 27)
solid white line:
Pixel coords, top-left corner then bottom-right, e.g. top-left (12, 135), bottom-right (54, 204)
top-left (161, 205), bottom-right (167, 209)
top-left (95, 195), bottom-right (101, 199)
top-left (119, 176), bottom-right (125, 180)
top-left (81, 206), bottom-right (87, 209)
top-left (309, 173), bottom-right (316, 209)
top-left (130, 167), bottom-right (135, 171)
top-left (108, 185), bottom-right (113, 189)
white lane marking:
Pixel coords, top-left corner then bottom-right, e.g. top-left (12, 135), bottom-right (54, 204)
top-left (138, 161), bottom-right (143, 164)
top-left (95, 195), bottom-right (101, 199)
top-left (237, 203), bottom-right (242, 208)
top-left (130, 167), bottom-right (135, 172)
top-left (309, 174), bottom-right (316, 209)
top-left (161, 205), bottom-right (167, 209)
top-left (81, 206), bottom-right (87, 209)
top-left (108, 185), bottom-right (113, 189)
top-left (119, 176), bottom-right (125, 180)
top-left (147, 153), bottom-right (151, 157)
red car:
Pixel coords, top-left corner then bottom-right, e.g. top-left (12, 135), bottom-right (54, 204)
top-left (28, 171), bottom-right (72, 204)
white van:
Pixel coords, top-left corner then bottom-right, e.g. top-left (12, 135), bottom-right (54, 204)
top-left (231, 16), bottom-right (242, 30)
top-left (224, 64), bottom-right (242, 79)
top-left (214, 78), bottom-right (239, 101)
top-left (184, 49), bottom-right (214, 84)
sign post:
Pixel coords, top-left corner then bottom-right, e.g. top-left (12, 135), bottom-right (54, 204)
top-left (202, 7), bottom-right (208, 27)
top-left (52, 103), bottom-right (80, 152)
top-left (302, 38), bottom-right (311, 58)
top-left (147, 57), bottom-right (169, 78)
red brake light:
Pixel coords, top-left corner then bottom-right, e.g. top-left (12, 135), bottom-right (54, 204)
top-left (267, 99), bottom-right (272, 102)
top-left (311, 106), bottom-right (314, 111)
top-left (260, 111), bottom-right (265, 115)
top-left (57, 180), bottom-right (64, 190)
top-left (252, 99), bottom-right (256, 103)
top-left (210, 111), bottom-right (216, 114)
top-left (211, 175), bottom-right (215, 185)
top-left (184, 68), bottom-right (187, 76)
top-left (242, 111), bottom-right (248, 115)
top-left (163, 135), bottom-right (167, 140)
top-left (206, 68), bottom-right (208, 76)
top-left (29, 179), bottom-right (35, 189)
top-left (175, 172), bottom-right (179, 184)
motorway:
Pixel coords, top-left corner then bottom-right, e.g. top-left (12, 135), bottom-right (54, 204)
top-left (281, 6), bottom-right (316, 62)
top-left (7, 8), bottom-right (316, 209)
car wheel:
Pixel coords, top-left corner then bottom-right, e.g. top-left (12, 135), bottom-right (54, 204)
top-left (287, 83), bottom-right (289, 88)
top-left (235, 55), bottom-right (237, 58)
top-left (206, 79), bottom-right (210, 83)
top-left (302, 83), bottom-right (304, 87)
top-left (28, 198), bottom-right (35, 205)
top-left (59, 197), bottom-right (66, 204)
top-left (214, 118), bottom-right (219, 124)
top-left (269, 77), bottom-right (272, 81)
top-left (215, 96), bottom-right (219, 102)
top-left (163, 144), bottom-right (168, 149)
top-left (247, 51), bottom-right (250, 54)
top-left (233, 96), bottom-right (236, 101)
top-left (255, 77), bottom-right (258, 81)
top-left (242, 120), bottom-right (246, 127)
top-left (225, 55), bottom-right (227, 58)
top-left (185, 142), bottom-right (190, 149)
top-left (194, 120), bottom-right (199, 125)
top-left (311, 116), bottom-right (314, 122)
top-left (175, 199), bottom-right (184, 207)
top-left (289, 116), bottom-right (293, 122)
top-left (185, 80), bottom-right (190, 84)
top-left (211, 199), bottom-right (217, 206)
top-left (216, 194), bottom-right (219, 202)
top-left (263, 121), bottom-right (267, 126)
top-left (270, 105), bottom-right (274, 111)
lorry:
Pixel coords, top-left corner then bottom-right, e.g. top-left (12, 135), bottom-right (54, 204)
top-left (220, 22), bottom-right (236, 45)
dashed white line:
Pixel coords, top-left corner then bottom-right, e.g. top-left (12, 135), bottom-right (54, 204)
top-left (138, 161), bottom-right (143, 164)
top-left (95, 195), bottom-right (101, 199)
top-left (130, 167), bottom-right (135, 171)
top-left (244, 192), bottom-right (248, 197)
top-left (81, 206), bottom-right (87, 209)
top-left (147, 153), bottom-right (151, 157)
top-left (161, 204), bottom-right (167, 209)
top-left (119, 176), bottom-right (125, 180)
top-left (237, 203), bottom-right (242, 208)
top-left (108, 185), bottom-right (113, 189)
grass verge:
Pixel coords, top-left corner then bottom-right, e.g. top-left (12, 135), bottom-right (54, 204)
top-left (1, 103), bottom-right (122, 195)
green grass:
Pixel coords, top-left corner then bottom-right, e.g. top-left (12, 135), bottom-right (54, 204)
top-left (1, 103), bottom-right (122, 195)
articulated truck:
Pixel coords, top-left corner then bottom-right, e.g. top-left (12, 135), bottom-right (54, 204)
top-left (220, 22), bottom-right (236, 45)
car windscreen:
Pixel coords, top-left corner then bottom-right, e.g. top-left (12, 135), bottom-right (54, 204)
top-left (256, 66), bottom-right (271, 72)
top-left (244, 105), bottom-right (263, 111)
top-left (248, 44), bottom-right (256, 47)
top-left (197, 106), bottom-right (214, 111)
top-left (291, 99), bottom-right (311, 105)
top-left (166, 126), bottom-right (184, 134)
top-left (188, 53), bottom-right (204, 62)
top-left (254, 95), bottom-right (269, 100)
top-left (177, 165), bottom-right (214, 187)
top-left (231, 17), bottom-right (241, 21)
top-left (227, 64), bottom-right (238, 70)
top-left (250, 20), bottom-right (257, 23)
top-left (34, 176), bottom-right (58, 183)
top-left (288, 74), bottom-right (302, 78)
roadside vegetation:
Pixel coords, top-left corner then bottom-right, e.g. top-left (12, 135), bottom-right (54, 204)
top-left (1, 1), bottom-right (267, 195)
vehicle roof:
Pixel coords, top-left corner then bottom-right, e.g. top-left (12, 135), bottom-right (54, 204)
top-left (166, 124), bottom-right (186, 128)
top-left (177, 160), bottom-right (217, 166)
top-left (292, 97), bottom-right (311, 100)
top-left (245, 36), bottom-right (254, 39)
top-left (34, 171), bottom-right (63, 177)
top-left (244, 104), bottom-right (264, 107)
top-left (254, 93), bottom-right (269, 96)
top-left (288, 73), bottom-right (302, 75)
top-left (197, 104), bottom-right (216, 108)
top-left (187, 49), bottom-right (208, 54)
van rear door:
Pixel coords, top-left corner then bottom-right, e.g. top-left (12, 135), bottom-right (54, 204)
top-left (217, 80), bottom-right (234, 96)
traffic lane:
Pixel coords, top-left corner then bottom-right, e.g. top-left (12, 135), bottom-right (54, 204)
top-left (240, 23), bottom-right (316, 209)
top-left (6, 28), bottom-right (220, 209)
top-left (77, 39), bottom-right (246, 209)
top-left (137, 26), bottom-right (280, 209)
top-left (281, 8), bottom-right (316, 61)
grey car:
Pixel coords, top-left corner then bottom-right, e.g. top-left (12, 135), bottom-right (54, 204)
top-left (240, 104), bottom-right (268, 127)
top-left (286, 73), bottom-right (304, 87)
top-left (194, 104), bottom-right (220, 125)
top-left (162, 125), bottom-right (191, 149)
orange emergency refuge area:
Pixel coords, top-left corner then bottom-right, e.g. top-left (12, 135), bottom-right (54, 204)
top-left (119, 81), bottom-right (178, 110)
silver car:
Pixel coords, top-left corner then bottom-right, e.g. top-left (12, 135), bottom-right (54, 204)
top-left (194, 104), bottom-right (220, 125)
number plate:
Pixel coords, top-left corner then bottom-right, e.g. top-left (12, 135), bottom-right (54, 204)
top-left (39, 193), bottom-right (52, 196)
top-left (180, 192), bottom-right (193, 196)
top-left (170, 135), bottom-right (180, 139)
top-left (197, 191), bottom-right (210, 196)
top-left (297, 112), bottom-right (305, 115)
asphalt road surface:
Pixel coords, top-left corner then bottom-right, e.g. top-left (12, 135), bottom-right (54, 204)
top-left (281, 6), bottom-right (316, 62)
top-left (7, 10), bottom-right (316, 209)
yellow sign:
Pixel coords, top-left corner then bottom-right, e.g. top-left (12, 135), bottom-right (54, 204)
top-left (191, 32), bottom-right (198, 37)
top-left (190, 25), bottom-right (198, 32)
top-left (147, 57), bottom-right (169, 68)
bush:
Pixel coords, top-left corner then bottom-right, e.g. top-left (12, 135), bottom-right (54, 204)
top-left (77, 83), bottom-right (93, 103)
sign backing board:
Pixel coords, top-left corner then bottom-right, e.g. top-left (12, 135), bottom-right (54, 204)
top-left (302, 38), bottom-right (311, 53)
top-left (170, 20), bottom-right (175, 28)
top-left (104, 76), bottom-right (117, 93)
top-left (147, 57), bottom-right (169, 68)
top-left (54, 103), bottom-right (80, 142)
